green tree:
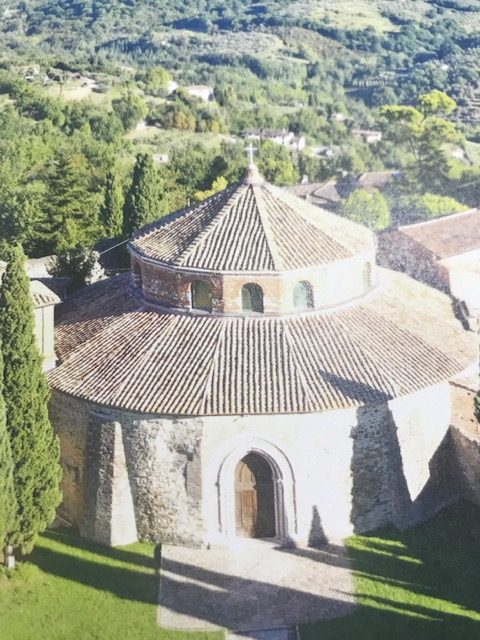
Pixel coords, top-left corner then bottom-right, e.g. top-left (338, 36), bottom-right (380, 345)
top-left (340, 190), bottom-right (391, 230)
top-left (111, 94), bottom-right (147, 132)
top-left (36, 154), bottom-right (101, 255)
top-left (0, 245), bottom-right (61, 554)
top-left (0, 340), bottom-right (16, 550)
top-left (391, 192), bottom-right (465, 224)
top-left (193, 176), bottom-right (228, 202)
top-left (143, 67), bottom-right (171, 95)
top-left (48, 246), bottom-right (99, 294)
top-left (380, 93), bottom-right (460, 194)
top-left (123, 153), bottom-right (160, 235)
top-left (257, 141), bottom-right (299, 186)
top-left (100, 171), bottom-right (124, 237)
top-left (418, 90), bottom-right (457, 117)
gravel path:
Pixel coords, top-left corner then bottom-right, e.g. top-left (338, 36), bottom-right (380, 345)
top-left (158, 539), bottom-right (355, 633)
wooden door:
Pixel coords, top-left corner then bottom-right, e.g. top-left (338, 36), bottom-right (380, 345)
top-left (235, 453), bottom-right (275, 538)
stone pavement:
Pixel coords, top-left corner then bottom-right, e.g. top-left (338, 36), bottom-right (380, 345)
top-left (157, 539), bottom-right (355, 635)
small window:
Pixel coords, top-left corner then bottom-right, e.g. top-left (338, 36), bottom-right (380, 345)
top-left (191, 280), bottom-right (213, 312)
top-left (242, 283), bottom-right (264, 313)
top-left (133, 263), bottom-right (142, 289)
top-left (364, 263), bottom-right (372, 289)
top-left (293, 281), bottom-right (314, 310)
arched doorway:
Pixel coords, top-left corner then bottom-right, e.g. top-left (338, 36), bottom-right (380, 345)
top-left (235, 453), bottom-right (275, 538)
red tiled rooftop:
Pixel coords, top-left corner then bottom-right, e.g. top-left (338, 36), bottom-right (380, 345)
top-left (129, 180), bottom-right (373, 272)
top-left (48, 271), bottom-right (476, 416)
top-left (399, 209), bottom-right (480, 259)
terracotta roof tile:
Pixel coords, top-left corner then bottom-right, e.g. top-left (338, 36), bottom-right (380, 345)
top-left (49, 271), bottom-right (476, 416)
top-left (129, 181), bottom-right (373, 271)
top-left (399, 209), bottom-right (480, 259)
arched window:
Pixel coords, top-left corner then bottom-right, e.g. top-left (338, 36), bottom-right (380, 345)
top-left (364, 262), bottom-right (372, 289)
top-left (191, 280), bottom-right (213, 312)
top-left (293, 281), bottom-right (314, 310)
top-left (133, 263), bottom-right (142, 289)
top-left (242, 283), bottom-right (264, 313)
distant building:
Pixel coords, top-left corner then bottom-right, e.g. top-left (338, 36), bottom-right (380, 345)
top-left (167, 80), bottom-right (179, 95)
top-left (378, 208), bottom-right (480, 324)
top-left (312, 145), bottom-right (336, 158)
top-left (243, 128), bottom-right (306, 151)
top-left (184, 85), bottom-right (215, 102)
top-left (352, 129), bottom-right (383, 144)
top-left (290, 171), bottom-right (398, 211)
top-left (152, 153), bottom-right (169, 164)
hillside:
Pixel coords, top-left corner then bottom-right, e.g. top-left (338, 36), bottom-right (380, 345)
top-left (2, 0), bottom-right (480, 110)
top-left (0, 0), bottom-right (480, 265)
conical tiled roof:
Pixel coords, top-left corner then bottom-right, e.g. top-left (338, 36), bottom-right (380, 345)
top-left (48, 270), bottom-right (476, 416)
top-left (129, 176), bottom-right (373, 272)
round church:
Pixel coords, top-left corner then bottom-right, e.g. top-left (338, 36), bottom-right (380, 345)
top-left (48, 164), bottom-right (477, 547)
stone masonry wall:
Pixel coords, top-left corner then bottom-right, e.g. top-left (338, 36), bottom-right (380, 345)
top-left (49, 391), bottom-right (204, 546)
top-left (51, 381), bottom-right (456, 547)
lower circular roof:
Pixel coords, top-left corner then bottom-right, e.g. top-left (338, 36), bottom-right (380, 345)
top-left (48, 270), bottom-right (476, 416)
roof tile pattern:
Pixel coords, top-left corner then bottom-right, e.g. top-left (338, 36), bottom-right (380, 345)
top-left (49, 271), bottom-right (476, 416)
top-left (130, 181), bottom-right (373, 271)
top-left (400, 208), bottom-right (480, 259)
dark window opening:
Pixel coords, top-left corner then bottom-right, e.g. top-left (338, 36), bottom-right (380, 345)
top-left (191, 280), bottom-right (213, 312)
top-left (242, 283), bottom-right (264, 313)
top-left (293, 281), bottom-right (314, 310)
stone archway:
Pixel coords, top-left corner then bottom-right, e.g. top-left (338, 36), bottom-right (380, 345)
top-left (235, 453), bottom-right (276, 538)
top-left (215, 439), bottom-right (297, 543)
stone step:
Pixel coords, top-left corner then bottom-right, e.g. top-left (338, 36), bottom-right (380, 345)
top-left (229, 627), bottom-right (298, 640)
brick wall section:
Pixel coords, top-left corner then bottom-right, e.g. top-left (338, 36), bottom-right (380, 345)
top-left (132, 248), bottom-right (377, 316)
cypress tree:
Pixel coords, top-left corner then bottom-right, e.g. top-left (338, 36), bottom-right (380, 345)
top-left (36, 153), bottom-right (101, 254)
top-left (0, 245), bottom-right (62, 554)
top-left (0, 339), bottom-right (16, 549)
top-left (100, 170), bottom-right (124, 237)
top-left (123, 153), bottom-right (159, 236)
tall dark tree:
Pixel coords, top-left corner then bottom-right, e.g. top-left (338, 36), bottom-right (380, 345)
top-left (100, 170), bottom-right (124, 237)
top-left (0, 245), bottom-right (62, 554)
top-left (36, 153), bottom-right (101, 255)
top-left (0, 341), bottom-right (16, 550)
top-left (123, 153), bottom-right (159, 236)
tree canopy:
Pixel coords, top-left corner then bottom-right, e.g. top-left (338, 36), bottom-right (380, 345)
top-left (0, 245), bottom-right (62, 554)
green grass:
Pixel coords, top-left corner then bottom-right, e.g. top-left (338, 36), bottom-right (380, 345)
top-left (0, 529), bottom-right (220, 640)
top-left (302, 501), bottom-right (480, 639)
top-left (1, 503), bottom-right (480, 639)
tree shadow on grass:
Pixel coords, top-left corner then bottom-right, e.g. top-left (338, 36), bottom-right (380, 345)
top-left (41, 529), bottom-right (155, 569)
top-left (300, 501), bottom-right (480, 640)
top-left (29, 529), bottom-right (157, 605)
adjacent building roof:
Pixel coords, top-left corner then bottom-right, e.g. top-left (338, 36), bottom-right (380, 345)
top-left (30, 280), bottom-right (61, 308)
top-left (49, 270), bottom-right (476, 416)
top-left (289, 172), bottom-right (397, 211)
top-left (129, 179), bottom-right (373, 272)
top-left (398, 209), bottom-right (480, 259)
top-left (0, 262), bottom-right (60, 308)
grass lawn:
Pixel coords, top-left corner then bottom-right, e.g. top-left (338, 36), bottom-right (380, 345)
top-left (302, 501), bottom-right (480, 639)
top-left (0, 530), bottom-right (220, 640)
top-left (1, 503), bottom-right (480, 639)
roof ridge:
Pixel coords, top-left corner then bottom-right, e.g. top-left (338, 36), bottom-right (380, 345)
top-left (252, 185), bottom-right (284, 270)
top-left (175, 183), bottom-right (246, 266)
